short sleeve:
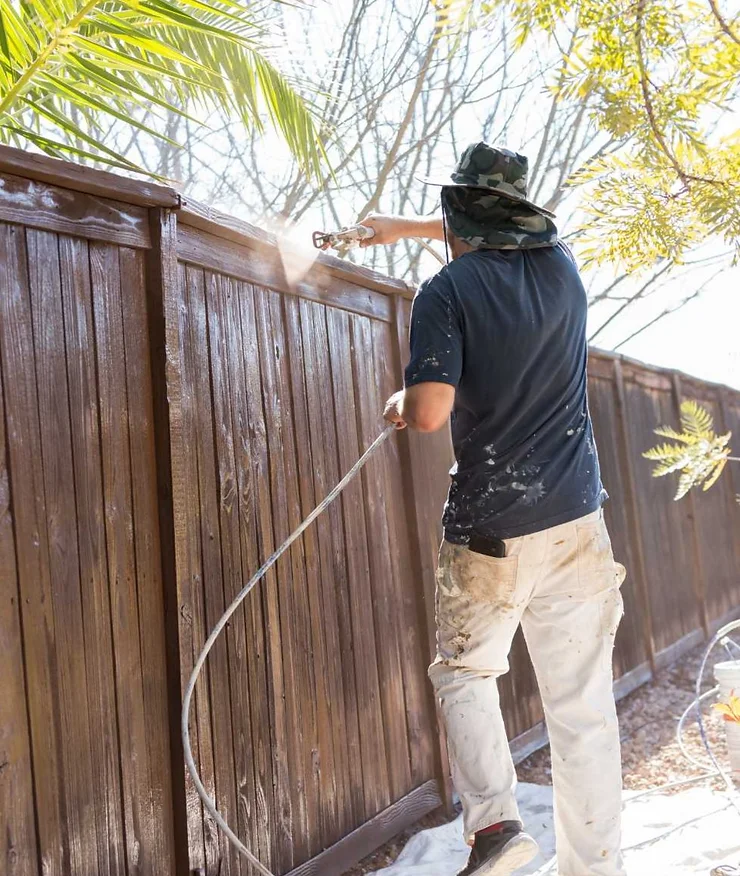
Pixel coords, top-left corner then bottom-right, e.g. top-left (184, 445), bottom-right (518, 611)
top-left (404, 275), bottom-right (463, 388)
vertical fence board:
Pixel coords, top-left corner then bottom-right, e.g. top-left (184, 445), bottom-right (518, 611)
top-left (350, 314), bottom-right (412, 803)
top-left (60, 234), bottom-right (126, 876)
top-left (613, 360), bottom-right (656, 673)
top-left (588, 371), bottom-right (648, 677)
top-left (325, 306), bottom-right (390, 817)
top-left (297, 296), bottom-right (353, 845)
top-left (120, 245), bottom-right (177, 874)
top-left (282, 295), bottom-right (343, 852)
top-left (222, 278), bottom-right (273, 867)
top-left (232, 280), bottom-right (276, 868)
top-left (180, 265), bottom-right (220, 874)
top-left (371, 317), bottom-right (435, 786)
top-left (205, 270), bottom-right (255, 876)
top-left (0, 323), bottom-right (38, 876)
top-left (270, 290), bottom-right (323, 863)
top-left (255, 285), bottom-right (313, 869)
top-left (0, 222), bottom-right (66, 876)
top-left (27, 228), bottom-right (98, 876)
top-left (622, 369), bottom-right (701, 653)
top-left (718, 390), bottom-right (740, 614)
top-left (240, 283), bottom-right (291, 869)
top-left (190, 267), bottom-right (242, 876)
top-left (91, 239), bottom-right (162, 874)
top-left (247, 285), bottom-right (294, 872)
top-left (682, 385), bottom-right (740, 625)
top-left (671, 375), bottom-right (710, 637)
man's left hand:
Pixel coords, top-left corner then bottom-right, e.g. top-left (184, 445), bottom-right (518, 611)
top-left (383, 390), bottom-right (407, 429)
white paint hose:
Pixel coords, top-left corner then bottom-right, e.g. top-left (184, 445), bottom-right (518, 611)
top-left (181, 425), bottom-right (395, 875)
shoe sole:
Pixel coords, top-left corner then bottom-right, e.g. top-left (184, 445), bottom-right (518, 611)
top-left (469, 833), bottom-right (539, 876)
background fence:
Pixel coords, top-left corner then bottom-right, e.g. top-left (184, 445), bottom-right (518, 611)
top-left (1, 144), bottom-right (739, 876)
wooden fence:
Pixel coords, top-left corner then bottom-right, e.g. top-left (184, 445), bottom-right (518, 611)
top-left (0, 144), bottom-right (739, 876)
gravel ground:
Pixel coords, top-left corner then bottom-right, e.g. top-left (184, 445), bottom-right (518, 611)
top-left (343, 640), bottom-right (737, 874)
top-left (518, 641), bottom-right (731, 791)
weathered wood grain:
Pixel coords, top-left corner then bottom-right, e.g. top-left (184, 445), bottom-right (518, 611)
top-left (181, 265), bottom-right (221, 874)
top-left (145, 209), bottom-right (191, 876)
top-left (0, 172), bottom-right (151, 247)
top-left (226, 278), bottom-right (274, 868)
top-left (298, 297), bottom-right (356, 845)
top-left (350, 313), bottom-right (412, 803)
top-left (0, 322), bottom-right (38, 876)
top-left (325, 306), bottom-right (390, 818)
top-left (372, 317), bottom-right (435, 787)
top-left (59, 233), bottom-right (127, 876)
top-left (190, 265), bottom-right (241, 876)
top-left (199, 269), bottom-right (243, 876)
top-left (90, 239), bottom-right (158, 874)
top-left (177, 224), bottom-right (393, 323)
top-left (206, 271), bottom-right (263, 875)
top-left (0, 144), bottom-right (179, 207)
top-left (282, 294), bottom-right (341, 858)
top-left (179, 199), bottom-right (413, 300)
top-left (286, 781), bottom-right (442, 876)
top-left (239, 282), bottom-right (289, 871)
top-left (261, 288), bottom-right (323, 866)
top-left (119, 245), bottom-right (177, 874)
top-left (0, 223), bottom-right (66, 876)
top-left (27, 228), bottom-right (98, 876)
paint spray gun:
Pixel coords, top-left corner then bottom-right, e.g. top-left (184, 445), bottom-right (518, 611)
top-left (312, 224), bottom-right (376, 253)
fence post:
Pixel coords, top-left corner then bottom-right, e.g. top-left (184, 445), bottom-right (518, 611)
top-left (670, 374), bottom-right (710, 638)
top-left (390, 293), bottom-right (455, 812)
top-left (613, 359), bottom-right (657, 674)
top-left (145, 206), bottom-right (190, 876)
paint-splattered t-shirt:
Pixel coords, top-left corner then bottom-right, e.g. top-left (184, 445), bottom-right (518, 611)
top-left (404, 241), bottom-right (606, 542)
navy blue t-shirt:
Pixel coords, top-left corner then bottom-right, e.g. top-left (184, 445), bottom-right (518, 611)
top-left (404, 242), bottom-right (606, 543)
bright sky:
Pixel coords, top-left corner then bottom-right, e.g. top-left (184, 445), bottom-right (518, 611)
top-left (589, 261), bottom-right (740, 390)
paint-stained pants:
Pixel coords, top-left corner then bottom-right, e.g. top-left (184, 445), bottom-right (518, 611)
top-left (428, 509), bottom-right (627, 876)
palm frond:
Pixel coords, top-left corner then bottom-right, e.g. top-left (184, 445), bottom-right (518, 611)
top-left (643, 400), bottom-right (734, 500)
top-left (0, 0), bottom-right (324, 177)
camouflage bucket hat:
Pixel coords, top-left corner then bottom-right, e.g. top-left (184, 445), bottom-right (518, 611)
top-left (417, 142), bottom-right (556, 218)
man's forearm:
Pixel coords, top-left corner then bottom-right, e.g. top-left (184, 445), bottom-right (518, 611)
top-left (360, 212), bottom-right (445, 246)
top-left (398, 214), bottom-right (444, 241)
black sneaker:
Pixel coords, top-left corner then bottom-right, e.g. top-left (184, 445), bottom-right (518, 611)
top-left (457, 821), bottom-right (539, 876)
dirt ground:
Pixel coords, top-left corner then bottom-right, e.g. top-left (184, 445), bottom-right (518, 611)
top-left (343, 640), bottom-right (735, 874)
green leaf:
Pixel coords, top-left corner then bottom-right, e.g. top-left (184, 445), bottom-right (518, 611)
top-left (0, 0), bottom-right (325, 177)
top-left (42, 72), bottom-right (180, 145)
top-left (680, 399), bottom-right (714, 436)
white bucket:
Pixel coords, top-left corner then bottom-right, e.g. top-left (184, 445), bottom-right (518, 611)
top-left (714, 660), bottom-right (740, 781)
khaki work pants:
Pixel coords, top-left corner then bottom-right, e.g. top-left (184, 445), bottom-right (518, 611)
top-left (429, 509), bottom-right (627, 876)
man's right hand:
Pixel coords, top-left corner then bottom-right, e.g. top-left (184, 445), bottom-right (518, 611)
top-left (359, 213), bottom-right (406, 247)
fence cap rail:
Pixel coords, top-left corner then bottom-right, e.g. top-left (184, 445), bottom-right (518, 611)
top-left (0, 144), bottom-right (181, 208)
top-left (0, 145), bottom-right (418, 300)
top-left (179, 198), bottom-right (416, 300)
top-left (589, 346), bottom-right (740, 400)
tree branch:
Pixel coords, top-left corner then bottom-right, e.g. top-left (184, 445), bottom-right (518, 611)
top-left (708, 0), bottom-right (740, 45)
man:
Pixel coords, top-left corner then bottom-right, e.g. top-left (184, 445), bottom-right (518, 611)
top-left (366, 143), bottom-right (627, 876)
